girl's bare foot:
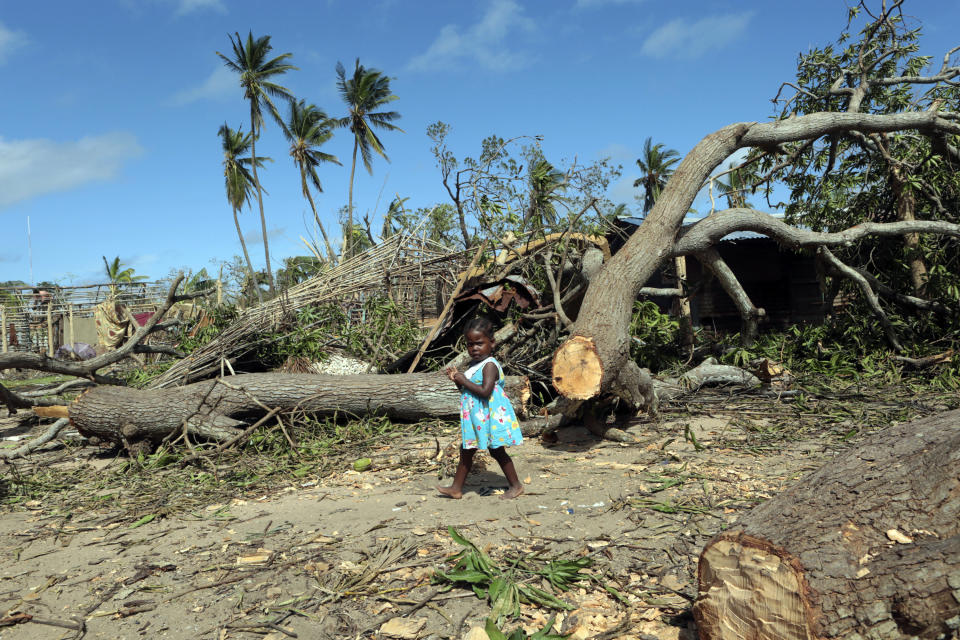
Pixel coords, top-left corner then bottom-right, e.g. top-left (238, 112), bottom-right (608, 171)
top-left (437, 485), bottom-right (463, 499)
top-left (499, 485), bottom-right (524, 500)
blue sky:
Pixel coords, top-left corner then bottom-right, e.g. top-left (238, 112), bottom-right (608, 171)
top-left (2, 0), bottom-right (959, 285)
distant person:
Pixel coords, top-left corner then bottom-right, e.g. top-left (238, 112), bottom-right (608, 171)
top-left (437, 316), bottom-right (524, 500)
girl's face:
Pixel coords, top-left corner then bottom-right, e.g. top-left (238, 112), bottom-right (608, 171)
top-left (465, 329), bottom-right (494, 362)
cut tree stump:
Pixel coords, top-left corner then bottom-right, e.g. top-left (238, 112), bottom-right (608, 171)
top-left (694, 409), bottom-right (960, 640)
top-left (552, 335), bottom-right (602, 400)
top-left (69, 372), bottom-right (530, 450)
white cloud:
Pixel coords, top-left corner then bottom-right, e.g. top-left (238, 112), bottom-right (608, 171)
top-left (407, 0), bottom-right (536, 72)
top-left (0, 21), bottom-right (28, 64)
top-left (169, 66), bottom-right (237, 106)
top-left (0, 133), bottom-right (143, 210)
top-left (640, 12), bottom-right (752, 59)
top-left (175, 0), bottom-right (226, 15)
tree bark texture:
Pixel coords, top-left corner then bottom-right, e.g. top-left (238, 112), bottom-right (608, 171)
top-left (694, 409), bottom-right (960, 640)
top-left (69, 373), bottom-right (530, 448)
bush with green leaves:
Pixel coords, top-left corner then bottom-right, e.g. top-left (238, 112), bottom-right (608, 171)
top-left (716, 304), bottom-right (960, 390)
top-left (259, 295), bottom-right (423, 367)
top-left (174, 304), bottom-right (240, 354)
top-left (629, 300), bottom-right (680, 371)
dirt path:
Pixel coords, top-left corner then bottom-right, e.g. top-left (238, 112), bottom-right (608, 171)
top-left (0, 407), bottom-right (847, 640)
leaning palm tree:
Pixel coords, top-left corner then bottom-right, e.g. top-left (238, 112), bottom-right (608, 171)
top-left (217, 31), bottom-right (296, 296)
top-left (218, 123), bottom-right (270, 305)
top-left (282, 99), bottom-right (341, 265)
top-left (335, 58), bottom-right (402, 257)
top-left (525, 158), bottom-right (569, 231)
top-left (633, 137), bottom-right (681, 215)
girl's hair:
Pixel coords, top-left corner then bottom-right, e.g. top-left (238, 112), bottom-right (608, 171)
top-left (463, 316), bottom-right (495, 339)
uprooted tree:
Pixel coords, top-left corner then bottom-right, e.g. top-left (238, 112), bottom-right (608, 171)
top-left (552, 1), bottom-right (960, 415)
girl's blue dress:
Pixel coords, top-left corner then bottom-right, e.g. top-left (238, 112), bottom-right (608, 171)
top-left (460, 356), bottom-right (523, 450)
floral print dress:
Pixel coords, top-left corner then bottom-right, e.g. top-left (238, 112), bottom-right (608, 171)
top-left (460, 356), bottom-right (523, 450)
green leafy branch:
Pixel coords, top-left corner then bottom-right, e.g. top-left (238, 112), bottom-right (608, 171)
top-left (432, 527), bottom-right (592, 625)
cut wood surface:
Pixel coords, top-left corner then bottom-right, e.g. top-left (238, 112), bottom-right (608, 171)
top-left (694, 409), bottom-right (960, 640)
top-left (551, 335), bottom-right (602, 400)
top-left (69, 373), bottom-right (530, 448)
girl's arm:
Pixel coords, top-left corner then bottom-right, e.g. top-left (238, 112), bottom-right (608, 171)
top-left (453, 362), bottom-right (498, 400)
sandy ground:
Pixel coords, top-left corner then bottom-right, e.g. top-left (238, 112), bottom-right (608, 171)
top-left (0, 408), bottom-right (843, 640)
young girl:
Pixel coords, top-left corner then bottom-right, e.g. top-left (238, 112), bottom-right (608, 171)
top-left (437, 317), bottom-right (524, 500)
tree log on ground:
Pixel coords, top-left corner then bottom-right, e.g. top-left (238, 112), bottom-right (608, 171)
top-left (693, 409), bottom-right (960, 640)
top-left (68, 373), bottom-right (530, 453)
top-left (653, 357), bottom-right (761, 402)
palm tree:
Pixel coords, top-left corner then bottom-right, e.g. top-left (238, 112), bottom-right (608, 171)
top-left (381, 196), bottom-right (410, 238)
top-left (525, 158), bottom-right (569, 231)
top-left (633, 137), bottom-right (681, 215)
top-left (282, 99), bottom-right (341, 265)
top-left (218, 122), bottom-right (269, 304)
top-left (335, 58), bottom-right (402, 257)
top-left (715, 162), bottom-right (751, 209)
top-left (102, 256), bottom-right (147, 285)
top-left (217, 31), bottom-right (296, 296)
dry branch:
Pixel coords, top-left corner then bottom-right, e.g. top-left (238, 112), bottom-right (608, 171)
top-left (0, 418), bottom-right (70, 460)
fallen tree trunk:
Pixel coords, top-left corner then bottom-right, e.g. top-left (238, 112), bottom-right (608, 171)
top-left (694, 409), bottom-right (960, 640)
top-left (69, 373), bottom-right (530, 451)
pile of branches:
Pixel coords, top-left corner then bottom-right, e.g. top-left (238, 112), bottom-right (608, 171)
top-left (151, 231), bottom-right (469, 388)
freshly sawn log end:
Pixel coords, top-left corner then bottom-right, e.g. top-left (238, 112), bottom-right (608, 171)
top-left (694, 533), bottom-right (818, 640)
top-left (552, 335), bottom-right (602, 400)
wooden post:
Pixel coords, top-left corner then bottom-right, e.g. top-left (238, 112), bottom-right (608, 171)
top-left (407, 241), bottom-right (487, 373)
top-left (1, 307), bottom-right (7, 353)
top-left (46, 300), bottom-right (54, 356)
top-left (675, 256), bottom-right (694, 349)
top-left (69, 304), bottom-right (75, 348)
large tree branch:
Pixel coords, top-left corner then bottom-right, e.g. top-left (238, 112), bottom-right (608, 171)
top-left (0, 382), bottom-right (66, 412)
top-left (739, 111), bottom-right (960, 148)
top-left (672, 208), bottom-right (960, 255)
top-left (696, 248), bottom-right (765, 346)
top-left (854, 267), bottom-right (953, 316)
